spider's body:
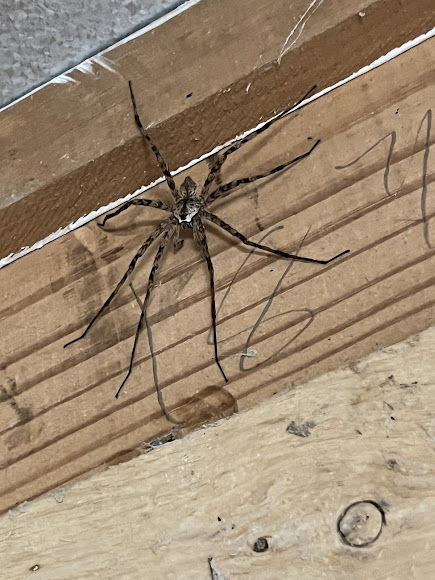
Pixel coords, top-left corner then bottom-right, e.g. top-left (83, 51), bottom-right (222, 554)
top-left (65, 80), bottom-right (349, 420)
top-left (173, 177), bottom-right (203, 225)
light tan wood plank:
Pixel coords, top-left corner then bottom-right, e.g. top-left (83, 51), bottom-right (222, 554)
top-left (1, 322), bottom-right (435, 578)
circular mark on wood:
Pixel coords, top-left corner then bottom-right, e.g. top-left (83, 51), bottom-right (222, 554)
top-left (337, 500), bottom-right (386, 547)
top-left (252, 537), bottom-right (269, 552)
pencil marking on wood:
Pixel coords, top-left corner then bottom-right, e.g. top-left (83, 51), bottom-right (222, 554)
top-left (336, 110), bottom-right (434, 247)
top-left (207, 226), bottom-right (316, 370)
top-left (417, 110), bottom-right (433, 248)
top-left (336, 131), bottom-right (397, 196)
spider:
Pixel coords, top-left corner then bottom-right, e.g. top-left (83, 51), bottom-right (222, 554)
top-left (65, 81), bottom-right (349, 402)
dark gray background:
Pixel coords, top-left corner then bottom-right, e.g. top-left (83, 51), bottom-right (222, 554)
top-left (0, 0), bottom-right (185, 107)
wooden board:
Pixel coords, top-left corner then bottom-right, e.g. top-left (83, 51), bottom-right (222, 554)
top-left (0, 0), bottom-right (434, 258)
top-left (2, 321), bottom-right (435, 578)
top-left (1, 35), bottom-right (435, 514)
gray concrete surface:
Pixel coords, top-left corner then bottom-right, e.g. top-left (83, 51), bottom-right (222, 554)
top-left (0, 0), bottom-right (185, 107)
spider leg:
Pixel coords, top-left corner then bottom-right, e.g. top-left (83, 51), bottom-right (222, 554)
top-left (99, 199), bottom-right (171, 227)
top-left (203, 211), bottom-right (349, 264)
top-left (207, 139), bottom-right (320, 204)
top-left (201, 85), bottom-right (317, 200)
top-left (64, 221), bottom-right (168, 348)
top-left (116, 231), bottom-right (169, 398)
top-left (193, 218), bottom-right (228, 383)
top-left (129, 80), bottom-right (179, 201)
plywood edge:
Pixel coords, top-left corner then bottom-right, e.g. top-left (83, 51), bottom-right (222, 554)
top-left (1, 0), bottom-right (434, 259)
top-left (2, 323), bottom-right (434, 578)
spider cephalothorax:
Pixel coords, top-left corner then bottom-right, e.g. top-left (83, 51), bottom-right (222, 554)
top-left (65, 80), bottom-right (349, 422)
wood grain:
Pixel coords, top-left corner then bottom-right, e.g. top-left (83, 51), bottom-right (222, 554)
top-left (1, 36), bottom-right (435, 514)
top-left (1, 0), bottom-right (434, 258)
top-left (1, 320), bottom-right (435, 578)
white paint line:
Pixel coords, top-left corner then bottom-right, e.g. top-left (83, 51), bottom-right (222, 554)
top-left (0, 0), bottom-right (202, 114)
top-left (51, 73), bottom-right (77, 85)
top-left (75, 61), bottom-right (95, 75)
top-left (92, 55), bottom-right (119, 75)
top-left (1, 24), bottom-right (435, 269)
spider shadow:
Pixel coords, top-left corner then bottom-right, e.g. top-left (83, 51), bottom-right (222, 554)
top-left (97, 209), bottom-right (166, 237)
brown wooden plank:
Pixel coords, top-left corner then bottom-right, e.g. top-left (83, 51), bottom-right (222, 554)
top-left (1, 35), bottom-right (435, 513)
top-left (1, 0), bottom-right (434, 258)
top-left (2, 323), bottom-right (435, 578)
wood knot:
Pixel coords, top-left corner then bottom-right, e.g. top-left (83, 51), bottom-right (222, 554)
top-left (252, 537), bottom-right (269, 553)
top-left (337, 500), bottom-right (386, 547)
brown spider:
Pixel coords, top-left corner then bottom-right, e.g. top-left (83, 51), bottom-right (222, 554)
top-left (65, 81), bottom-right (349, 403)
